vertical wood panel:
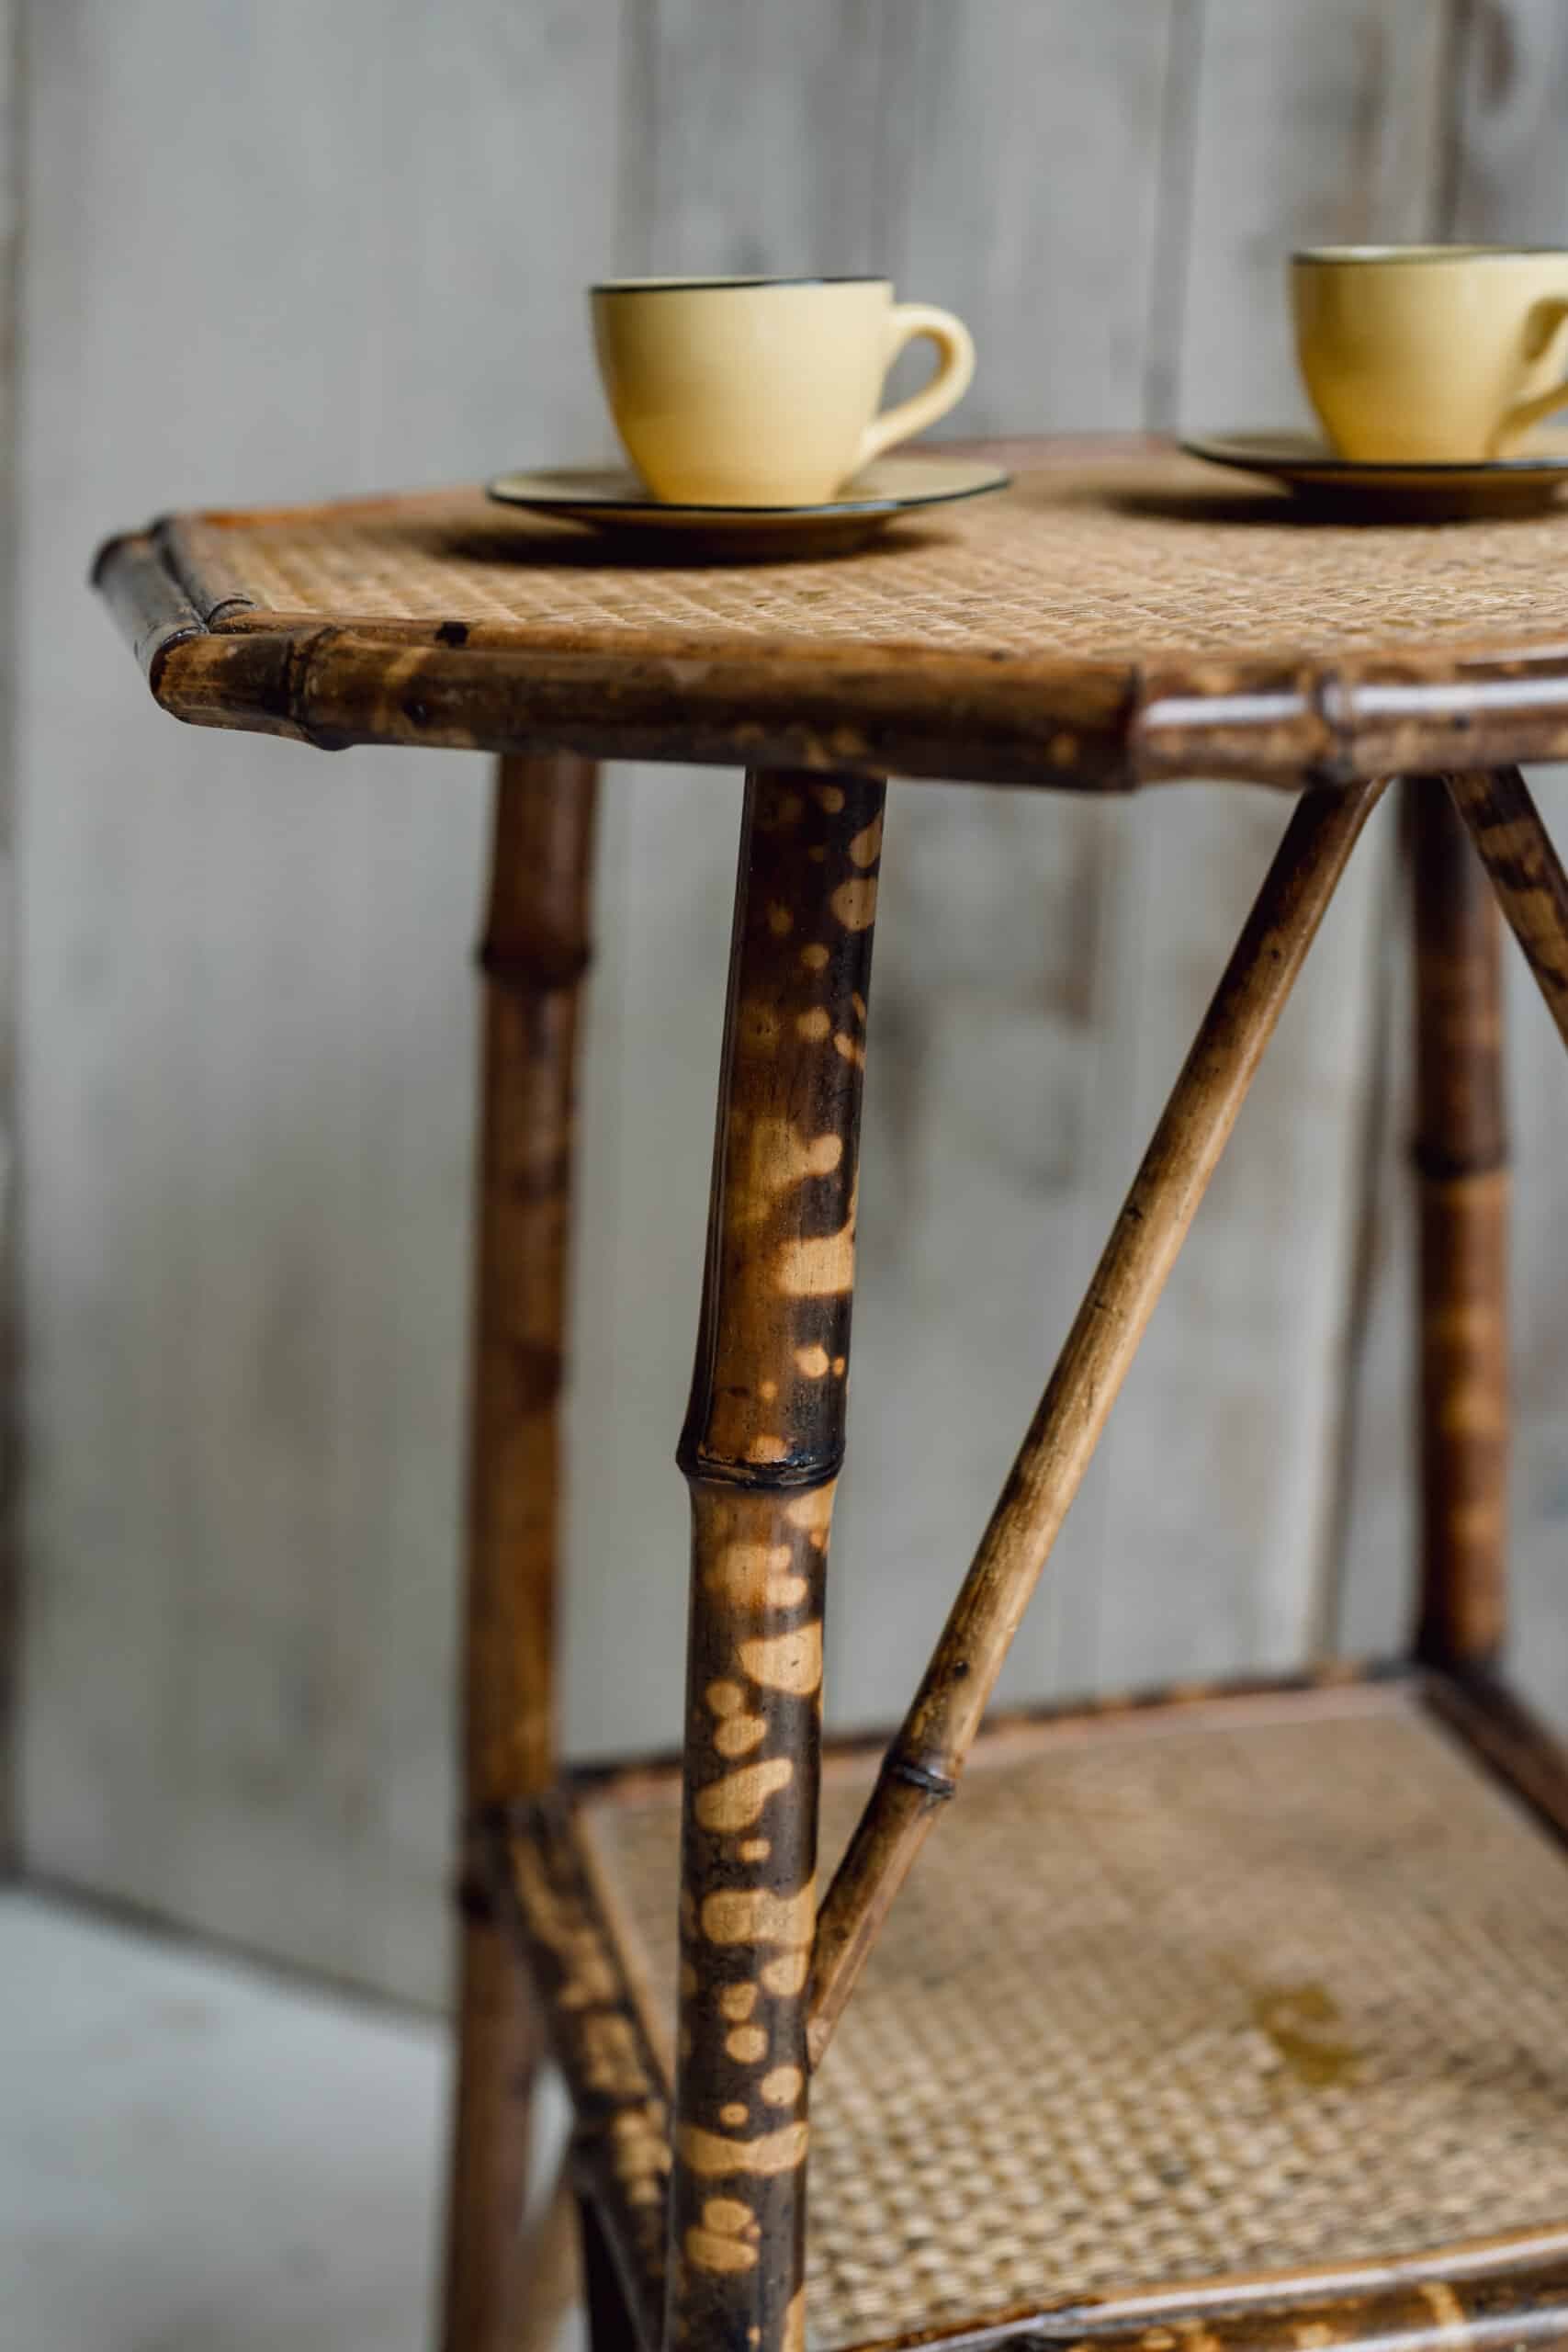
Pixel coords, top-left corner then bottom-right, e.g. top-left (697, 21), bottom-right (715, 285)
top-left (818, 0), bottom-right (1182, 1721)
top-left (881, 3), bottom-right (1181, 435)
top-left (0, 0), bottom-right (16, 1857)
top-left (1179, 0), bottom-right (1450, 433)
top-left (1086, 0), bottom-right (1445, 1690)
top-left (18, 0), bottom-right (623, 2002)
top-left (1445, 0), bottom-right (1568, 234)
top-left (634, 0), bottom-right (888, 277)
top-left (1340, 0), bottom-right (1568, 1720)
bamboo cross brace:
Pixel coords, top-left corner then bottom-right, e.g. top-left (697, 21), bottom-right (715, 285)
top-left (807, 776), bottom-right (1387, 2063)
top-left (667, 770), bottom-right (884, 2352)
top-left (1447, 767), bottom-right (1568, 1054)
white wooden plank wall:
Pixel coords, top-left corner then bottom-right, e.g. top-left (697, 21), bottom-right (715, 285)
top-left (1339, 0), bottom-right (1568, 1711)
top-left (17, 0), bottom-right (625, 1999)
top-left (15, 0), bottom-right (1561, 2005)
top-left (0, 0), bottom-right (16, 1855)
top-left (1080, 0), bottom-right (1444, 1690)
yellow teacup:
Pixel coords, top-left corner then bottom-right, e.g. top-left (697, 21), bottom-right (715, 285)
top-left (591, 276), bottom-right (975, 506)
top-left (1292, 245), bottom-right (1568, 464)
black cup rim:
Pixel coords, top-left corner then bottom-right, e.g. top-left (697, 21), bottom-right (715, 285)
top-left (591, 275), bottom-right (889, 294)
top-left (1292, 243), bottom-right (1568, 265)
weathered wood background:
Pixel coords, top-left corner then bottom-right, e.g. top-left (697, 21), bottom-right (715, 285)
top-left (0, 0), bottom-right (16, 1861)
top-left (11, 0), bottom-right (1568, 2006)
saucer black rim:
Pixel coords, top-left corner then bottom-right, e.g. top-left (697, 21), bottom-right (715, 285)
top-left (485, 461), bottom-right (1011, 520)
top-left (1182, 432), bottom-right (1568, 479)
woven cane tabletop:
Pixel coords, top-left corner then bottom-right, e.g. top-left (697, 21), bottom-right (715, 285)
top-left (577, 1686), bottom-right (1568, 2351)
top-left (97, 438), bottom-right (1568, 787)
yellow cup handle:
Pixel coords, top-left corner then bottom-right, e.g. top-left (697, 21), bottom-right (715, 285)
top-left (855, 303), bottom-right (976, 473)
top-left (1493, 297), bottom-right (1568, 454)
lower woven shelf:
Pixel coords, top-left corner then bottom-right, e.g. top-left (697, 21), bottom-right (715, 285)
top-left (507, 1673), bottom-right (1568, 2352)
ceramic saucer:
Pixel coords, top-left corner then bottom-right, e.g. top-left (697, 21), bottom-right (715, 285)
top-left (485, 455), bottom-right (1010, 557)
top-left (1181, 428), bottom-right (1568, 516)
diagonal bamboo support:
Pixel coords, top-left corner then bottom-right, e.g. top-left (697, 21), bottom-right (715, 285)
top-left (1446, 767), bottom-right (1568, 1053)
top-left (807, 777), bottom-right (1388, 2064)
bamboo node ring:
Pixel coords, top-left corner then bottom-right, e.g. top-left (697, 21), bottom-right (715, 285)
top-left (886, 1757), bottom-right (958, 1802)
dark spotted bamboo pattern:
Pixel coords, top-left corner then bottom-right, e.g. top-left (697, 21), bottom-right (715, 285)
top-left (444, 753), bottom-right (598, 2352)
top-left (669, 770), bottom-right (884, 2352)
top-left (1410, 786), bottom-right (1507, 1671)
top-left (498, 1798), bottom-right (669, 2352)
top-left (1447, 767), bottom-right (1568, 1051)
top-left (809, 779), bottom-right (1387, 2060)
top-left (580, 2191), bottom-right (644, 2352)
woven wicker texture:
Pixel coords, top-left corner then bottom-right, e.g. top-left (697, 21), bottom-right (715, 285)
top-left (580, 1690), bottom-right (1568, 2350)
top-left (168, 444), bottom-right (1568, 665)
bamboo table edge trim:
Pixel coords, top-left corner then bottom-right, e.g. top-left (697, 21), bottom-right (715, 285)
top-left (92, 513), bottom-right (1568, 792)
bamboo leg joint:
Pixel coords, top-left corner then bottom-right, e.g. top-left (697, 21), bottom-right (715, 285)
top-left (455, 1876), bottom-right (496, 1928)
top-left (886, 1755), bottom-right (958, 1801)
top-left (1411, 1140), bottom-right (1507, 1184)
top-left (476, 939), bottom-right (593, 992)
top-left (675, 1441), bottom-right (844, 1492)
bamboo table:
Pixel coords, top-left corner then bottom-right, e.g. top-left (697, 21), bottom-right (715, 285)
top-left (96, 439), bottom-right (1568, 2352)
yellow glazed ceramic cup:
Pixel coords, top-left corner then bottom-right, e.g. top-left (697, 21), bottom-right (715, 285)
top-left (1292, 245), bottom-right (1568, 463)
top-left (591, 276), bottom-right (976, 505)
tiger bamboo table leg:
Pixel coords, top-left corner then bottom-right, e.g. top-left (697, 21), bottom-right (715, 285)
top-left (666, 770), bottom-right (884, 2352)
top-left (580, 2188), bottom-right (642, 2352)
top-left (442, 752), bottom-right (599, 2352)
top-left (1410, 784), bottom-right (1507, 1671)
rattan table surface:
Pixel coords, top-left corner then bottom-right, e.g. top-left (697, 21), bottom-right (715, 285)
top-left (562, 1683), bottom-right (1568, 2352)
top-left (96, 436), bottom-right (1568, 789)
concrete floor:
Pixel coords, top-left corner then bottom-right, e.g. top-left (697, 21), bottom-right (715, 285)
top-left (3, 1888), bottom-right (455, 2350)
